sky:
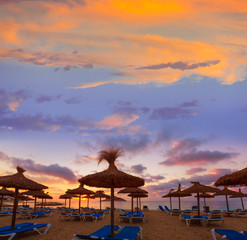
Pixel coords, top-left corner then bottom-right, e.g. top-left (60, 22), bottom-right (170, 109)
top-left (0, 0), bottom-right (247, 202)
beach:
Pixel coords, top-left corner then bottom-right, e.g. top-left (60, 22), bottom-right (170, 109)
top-left (1, 209), bottom-right (247, 240)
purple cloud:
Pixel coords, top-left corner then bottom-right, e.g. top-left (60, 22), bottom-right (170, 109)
top-left (36, 94), bottom-right (61, 104)
top-left (0, 151), bottom-right (77, 182)
top-left (150, 104), bottom-right (199, 120)
top-left (186, 167), bottom-right (206, 175)
top-left (145, 168), bottom-right (233, 197)
top-left (130, 164), bottom-right (147, 174)
top-left (136, 60), bottom-right (220, 71)
top-left (159, 138), bottom-right (239, 166)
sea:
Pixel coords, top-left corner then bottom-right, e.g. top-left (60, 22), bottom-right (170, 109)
top-left (56, 198), bottom-right (246, 211)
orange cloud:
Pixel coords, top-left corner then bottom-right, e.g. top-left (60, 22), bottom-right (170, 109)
top-left (95, 113), bottom-right (139, 130)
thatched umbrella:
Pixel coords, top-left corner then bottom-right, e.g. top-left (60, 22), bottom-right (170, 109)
top-left (103, 196), bottom-right (126, 201)
top-left (0, 187), bottom-right (15, 211)
top-left (59, 193), bottom-right (77, 208)
top-left (22, 190), bottom-right (50, 212)
top-left (93, 191), bottom-right (110, 210)
top-left (229, 189), bottom-right (247, 210)
top-left (215, 167), bottom-right (247, 187)
top-left (39, 192), bottom-right (53, 208)
top-left (79, 146), bottom-right (144, 237)
top-left (66, 184), bottom-right (94, 213)
top-left (127, 192), bottom-right (148, 211)
top-left (182, 182), bottom-right (219, 216)
top-left (118, 187), bottom-right (148, 214)
top-left (162, 188), bottom-right (175, 210)
top-left (214, 186), bottom-right (239, 211)
top-left (194, 193), bottom-right (214, 210)
top-left (168, 184), bottom-right (191, 211)
top-left (0, 166), bottom-right (48, 229)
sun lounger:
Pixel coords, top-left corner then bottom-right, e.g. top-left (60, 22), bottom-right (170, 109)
top-left (130, 213), bottom-right (146, 223)
top-left (0, 223), bottom-right (51, 240)
top-left (185, 215), bottom-right (206, 226)
top-left (0, 223), bottom-right (34, 232)
top-left (142, 205), bottom-right (149, 211)
top-left (164, 206), bottom-right (172, 214)
top-left (83, 213), bottom-right (104, 222)
top-left (159, 206), bottom-right (166, 212)
top-left (104, 226), bottom-right (142, 240)
top-left (211, 229), bottom-right (247, 240)
top-left (72, 225), bottom-right (121, 239)
top-left (204, 216), bottom-right (224, 227)
top-left (29, 211), bottom-right (52, 219)
top-left (171, 209), bottom-right (181, 216)
top-left (179, 214), bottom-right (191, 221)
top-left (118, 212), bottom-right (131, 222)
top-left (0, 211), bottom-right (12, 216)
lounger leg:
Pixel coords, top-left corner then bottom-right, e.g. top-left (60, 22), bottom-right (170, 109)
top-left (211, 229), bottom-right (217, 240)
top-left (34, 224), bottom-right (51, 235)
top-left (7, 233), bottom-right (16, 240)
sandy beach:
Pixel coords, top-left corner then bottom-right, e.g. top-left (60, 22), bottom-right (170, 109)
top-left (1, 209), bottom-right (247, 240)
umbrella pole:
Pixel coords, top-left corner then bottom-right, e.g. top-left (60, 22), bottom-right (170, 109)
top-left (204, 197), bottom-right (206, 209)
top-left (169, 196), bottom-right (172, 210)
top-left (11, 188), bottom-right (19, 229)
top-left (65, 199), bottom-right (66, 208)
top-left (208, 198), bottom-right (211, 211)
top-left (226, 195), bottom-right (229, 211)
top-left (79, 194), bottom-right (81, 213)
top-left (241, 197), bottom-right (244, 210)
top-left (178, 197), bottom-right (181, 211)
top-left (69, 198), bottom-right (71, 209)
top-left (131, 196), bottom-right (133, 215)
top-left (140, 198), bottom-right (141, 211)
top-left (197, 193), bottom-right (200, 216)
top-left (100, 197), bottom-right (102, 210)
top-left (34, 196), bottom-right (37, 213)
top-left (110, 186), bottom-right (114, 238)
top-left (0, 195), bottom-right (3, 212)
top-left (136, 197), bottom-right (138, 210)
top-left (87, 195), bottom-right (89, 208)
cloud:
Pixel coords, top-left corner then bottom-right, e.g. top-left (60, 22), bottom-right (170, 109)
top-left (65, 97), bottom-right (82, 104)
top-left (104, 134), bottom-right (151, 153)
top-left (95, 113), bottom-right (139, 130)
top-left (145, 168), bottom-right (234, 198)
top-left (150, 104), bottom-right (199, 120)
top-left (159, 138), bottom-right (239, 166)
top-left (36, 94), bottom-right (61, 104)
top-left (73, 154), bottom-right (97, 165)
top-left (144, 174), bottom-right (165, 183)
top-left (136, 60), bottom-right (220, 71)
top-left (130, 164), bottom-right (147, 174)
top-left (0, 151), bottom-right (77, 182)
top-left (186, 167), bottom-right (206, 175)
top-left (0, 89), bottom-right (29, 113)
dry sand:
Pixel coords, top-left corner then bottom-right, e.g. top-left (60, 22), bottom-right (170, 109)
top-left (1, 209), bottom-right (247, 240)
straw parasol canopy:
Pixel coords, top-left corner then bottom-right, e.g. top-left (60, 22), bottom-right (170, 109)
top-left (0, 166), bottom-right (48, 229)
top-left (0, 187), bottom-right (15, 211)
top-left (229, 188), bottom-right (247, 210)
top-left (93, 190), bottom-right (110, 210)
top-left (66, 184), bottom-right (94, 213)
top-left (182, 182), bottom-right (219, 216)
top-left (162, 188), bottom-right (175, 210)
top-left (79, 146), bottom-right (144, 237)
top-left (214, 186), bottom-right (239, 211)
top-left (103, 196), bottom-right (126, 201)
top-left (59, 193), bottom-right (77, 209)
top-left (194, 193), bottom-right (214, 210)
top-left (118, 187), bottom-right (148, 214)
top-left (22, 190), bottom-right (51, 212)
top-left (127, 192), bottom-right (148, 211)
top-left (215, 167), bottom-right (247, 187)
top-left (168, 184), bottom-right (191, 211)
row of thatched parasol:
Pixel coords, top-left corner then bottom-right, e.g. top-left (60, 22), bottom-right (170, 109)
top-left (163, 183), bottom-right (247, 214)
